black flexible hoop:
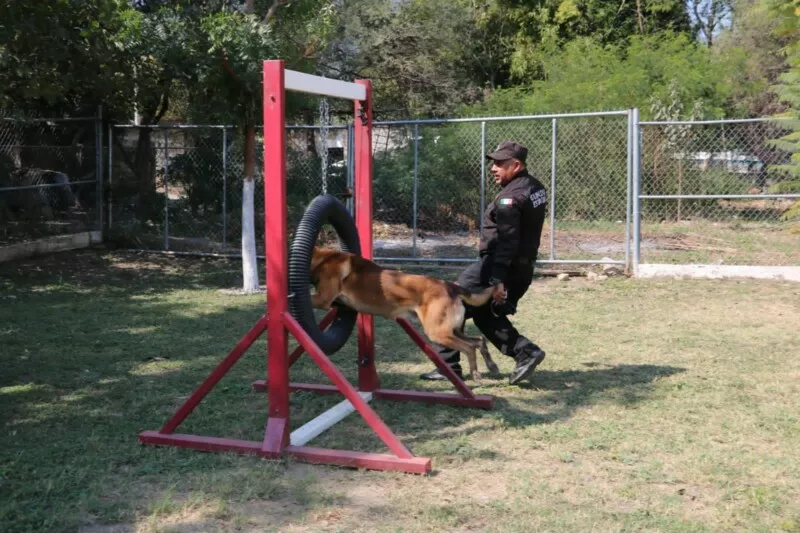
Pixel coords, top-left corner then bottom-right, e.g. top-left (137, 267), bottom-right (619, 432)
top-left (289, 194), bottom-right (361, 355)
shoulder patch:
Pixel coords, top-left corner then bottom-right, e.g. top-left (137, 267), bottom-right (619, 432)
top-left (530, 189), bottom-right (547, 208)
top-left (498, 197), bottom-right (514, 206)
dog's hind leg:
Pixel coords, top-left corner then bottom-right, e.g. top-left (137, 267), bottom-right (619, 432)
top-left (478, 337), bottom-right (500, 374)
top-left (454, 329), bottom-right (498, 375)
top-left (428, 330), bottom-right (482, 382)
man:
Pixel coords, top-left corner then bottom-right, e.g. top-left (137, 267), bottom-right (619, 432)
top-left (420, 141), bottom-right (547, 385)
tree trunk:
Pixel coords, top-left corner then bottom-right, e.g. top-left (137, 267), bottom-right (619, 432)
top-left (134, 128), bottom-right (157, 221)
top-left (241, 125), bottom-right (260, 292)
top-left (635, 0), bottom-right (645, 33)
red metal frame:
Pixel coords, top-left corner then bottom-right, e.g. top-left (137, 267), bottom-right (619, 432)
top-left (138, 60), bottom-right (493, 475)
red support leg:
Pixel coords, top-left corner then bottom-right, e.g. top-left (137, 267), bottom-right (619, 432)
top-left (252, 309), bottom-right (338, 393)
top-left (262, 59), bottom-right (290, 455)
top-left (354, 80), bottom-right (379, 393)
top-left (139, 315), bottom-right (268, 446)
top-left (157, 316), bottom-right (268, 434)
top-left (252, 309), bottom-right (337, 392)
top-left (395, 317), bottom-right (482, 400)
top-left (289, 309), bottom-right (337, 367)
top-left (283, 312), bottom-right (414, 459)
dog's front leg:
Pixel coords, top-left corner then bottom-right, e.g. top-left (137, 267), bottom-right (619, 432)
top-left (311, 276), bottom-right (342, 310)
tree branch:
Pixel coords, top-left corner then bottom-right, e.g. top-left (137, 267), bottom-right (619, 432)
top-left (263, 0), bottom-right (290, 24)
top-left (154, 88), bottom-right (169, 123)
top-left (219, 49), bottom-right (239, 82)
top-left (635, 0), bottom-right (645, 33)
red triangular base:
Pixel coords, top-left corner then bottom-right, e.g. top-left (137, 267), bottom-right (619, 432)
top-left (139, 311), bottom-right (492, 474)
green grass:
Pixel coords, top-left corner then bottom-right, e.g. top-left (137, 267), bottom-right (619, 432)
top-left (1, 250), bottom-right (799, 533)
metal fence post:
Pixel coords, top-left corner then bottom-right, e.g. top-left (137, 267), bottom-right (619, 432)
top-left (164, 129), bottom-right (170, 251)
top-left (347, 123), bottom-right (355, 215)
top-left (107, 124), bottom-right (113, 230)
top-left (412, 124), bottom-right (419, 257)
top-left (480, 121), bottom-right (486, 233)
top-left (632, 108), bottom-right (641, 273)
top-left (550, 118), bottom-right (557, 260)
top-left (222, 127), bottom-right (228, 251)
top-left (625, 109), bottom-right (633, 271)
top-left (95, 105), bottom-right (104, 239)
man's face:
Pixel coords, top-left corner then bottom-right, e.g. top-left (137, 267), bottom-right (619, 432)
top-left (490, 158), bottom-right (521, 185)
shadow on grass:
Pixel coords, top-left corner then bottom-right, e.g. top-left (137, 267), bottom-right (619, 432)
top-left (365, 363), bottom-right (684, 449)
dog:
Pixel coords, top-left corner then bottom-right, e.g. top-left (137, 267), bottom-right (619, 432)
top-left (310, 247), bottom-right (500, 380)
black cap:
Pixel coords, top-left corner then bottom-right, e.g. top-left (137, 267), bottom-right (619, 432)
top-left (486, 141), bottom-right (528, 164)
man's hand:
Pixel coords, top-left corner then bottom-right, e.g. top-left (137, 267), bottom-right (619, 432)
top-left (492, 283), bottom-right (507, 303)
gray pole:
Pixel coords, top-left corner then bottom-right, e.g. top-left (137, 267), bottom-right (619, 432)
top-left (95, 105), bottom-right (104, 239)
top-left (632, 108), bottom-right (641, 273)
top-left (550, 118), bottom-right (557, 260)
top-left (347, 123), bottom-right (354, 215)
top-left (222, 127), bottom-right (228, 251)
top-left (412, 124), bottom-right (419, 258)
top-left (625, 110), bottom-right (632, 271)
top-left (480, 121), bottom-right (486, 234)
top-left (107, 124), bottom-right (113, 230)
top-left (164, 129), bottom-right (170, 251)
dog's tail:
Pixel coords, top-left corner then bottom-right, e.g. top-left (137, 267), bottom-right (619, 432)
top-left (453, 284), bottom-right (496, 307)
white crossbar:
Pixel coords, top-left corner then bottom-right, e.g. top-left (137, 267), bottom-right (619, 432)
top-left (289, 391), bottom-right (373, 446)
top-left (284, 69), bottom-right (367, 101)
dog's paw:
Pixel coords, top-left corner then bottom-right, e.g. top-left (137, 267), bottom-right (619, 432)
top-left (486, 361), bottom-right (500, 374)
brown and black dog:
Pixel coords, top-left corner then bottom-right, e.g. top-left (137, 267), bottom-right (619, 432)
top-left (310, 247), bottom-right (500, 380)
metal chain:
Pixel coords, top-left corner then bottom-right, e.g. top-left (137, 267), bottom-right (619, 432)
top-left (319, 98), bottom-right (330, 195)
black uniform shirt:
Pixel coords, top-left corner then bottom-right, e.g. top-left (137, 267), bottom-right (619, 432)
top-left (479, 170), bottom-right (547, 283)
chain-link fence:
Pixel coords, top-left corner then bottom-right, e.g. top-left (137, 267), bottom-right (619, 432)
top-left (102, 113), bottom-right (799, 270)
top-left (1, 113), bottom-right (103, 249)
top-left (636, 118), bottom-right (799, 267)
top-left (107, 111), bottom-right (632, 266)
top-left (108, 124), bottom-right (350, 256)
top-left (372, 111), bottom-right (631, 265)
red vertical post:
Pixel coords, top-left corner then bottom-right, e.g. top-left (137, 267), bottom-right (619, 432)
top-left (262, 60), bottom-right (290, 454)
top-left (354, 80), bottom-right (378, 392)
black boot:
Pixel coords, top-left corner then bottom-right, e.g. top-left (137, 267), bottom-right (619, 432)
top-left (419, 364), bottom-right (463, 381)
top-left (509, 347), bottom-right (546, 385)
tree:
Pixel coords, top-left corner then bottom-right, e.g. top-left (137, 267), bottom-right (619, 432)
top-left (712, 0), bottom-right (794, 116)
top-left (192, 0), bottom-right (339, 291)
top-left (477, 32), bottom-right (732, 117)
top-left (0, 0), bottom-right (128, 115)
top-left (199, 9), bottom-right (276, 292)
top-left (766, 0), bottom-right (800, 221)
top-left (490, 0), bottom-right (693, 83)
top-left (327, 0), bottom-right (485, 118)
top-left (689, 0), bottom-right (733, 46)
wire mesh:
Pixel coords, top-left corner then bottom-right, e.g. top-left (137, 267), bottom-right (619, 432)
top-left (1, 114), bottom-right (101, 247)
top-left (639, 120), bottom-right (799, 266)
top-left (104, 115), bottom-right (798, 268)
top-left (108, 125), bottom-right (350, 255)
top-left (108, 114), bottom-right (631, 263)
top-left (486, 115), bottom-right (629, 262)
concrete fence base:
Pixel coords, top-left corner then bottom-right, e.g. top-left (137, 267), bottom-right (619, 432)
top-left (636, 263), bottom-right (800, 282)
top-left (0, 231), bottom-right (102, 264)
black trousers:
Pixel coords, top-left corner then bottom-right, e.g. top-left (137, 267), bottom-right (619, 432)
top-left (439, 255), bottom-right (536, 365)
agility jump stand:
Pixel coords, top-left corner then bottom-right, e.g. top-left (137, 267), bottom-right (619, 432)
top-left (139, 60), bottom-right (493, 475)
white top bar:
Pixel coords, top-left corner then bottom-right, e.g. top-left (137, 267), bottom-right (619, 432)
top-left (284, 69), bottom-right (366, 101)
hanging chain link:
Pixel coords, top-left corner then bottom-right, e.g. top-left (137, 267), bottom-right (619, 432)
top-left (318, 98), bottom-right (331, 195)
